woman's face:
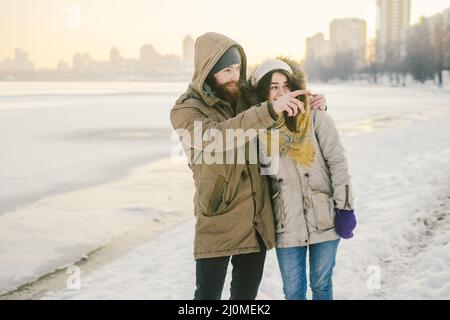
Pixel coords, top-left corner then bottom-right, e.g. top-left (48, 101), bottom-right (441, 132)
top-left (268, 72), bottom-right (291, 101)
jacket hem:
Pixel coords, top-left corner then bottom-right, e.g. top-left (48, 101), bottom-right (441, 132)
top-left (276, 232), bottom-right (339, 248)
top-left (194, 246), bottom-right (261, 260)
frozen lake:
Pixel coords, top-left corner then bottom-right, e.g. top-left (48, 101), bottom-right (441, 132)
top-left (0, 82), bottom-right (188, 214)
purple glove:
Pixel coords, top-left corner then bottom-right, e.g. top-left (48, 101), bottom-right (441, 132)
top-left (334, 208), bottom-right (357, 239)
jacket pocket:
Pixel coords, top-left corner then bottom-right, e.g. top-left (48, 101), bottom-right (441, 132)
top-left (197, 175), bottom-right (229, 217)
top-left (311, 192), bottom-right (335, 231)
top-left (271, 178), bottom-right (286, 233)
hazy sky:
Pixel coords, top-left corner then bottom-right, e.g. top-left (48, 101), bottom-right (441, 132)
top-left (1, 0), bottom-right (450, 68)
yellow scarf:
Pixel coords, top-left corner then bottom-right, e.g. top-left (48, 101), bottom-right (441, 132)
top-left (263, 98), bottom-right (315, 168)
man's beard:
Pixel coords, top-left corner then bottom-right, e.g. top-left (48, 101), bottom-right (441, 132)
top-left (212, 81), bottom-right (241, 105)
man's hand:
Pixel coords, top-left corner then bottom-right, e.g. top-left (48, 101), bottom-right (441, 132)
top-left (271, 90), bottom-right (310, 117)
top-left (310, 93), bottom-right (327, 111)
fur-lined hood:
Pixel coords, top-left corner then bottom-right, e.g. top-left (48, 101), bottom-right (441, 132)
top-left (242, 56), bottom-right (308, 106)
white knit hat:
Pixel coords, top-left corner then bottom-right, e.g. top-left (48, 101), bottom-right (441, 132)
top-left (251, 59), bottom-right (293, 87)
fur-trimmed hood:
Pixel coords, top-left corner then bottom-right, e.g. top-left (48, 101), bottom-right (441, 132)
top-left (242, 56), bottom-right (308, 106)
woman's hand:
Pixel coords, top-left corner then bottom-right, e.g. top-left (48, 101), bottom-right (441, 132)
top-left (334, 208), bottom-right (356, 239)
top-left (271, 90), bottom-right (310, 117)
top-left (310, 93), bottom-right (327, 111)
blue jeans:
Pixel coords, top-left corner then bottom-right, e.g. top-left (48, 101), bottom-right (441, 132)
top-left (276, 239), bottom-right (340, 300)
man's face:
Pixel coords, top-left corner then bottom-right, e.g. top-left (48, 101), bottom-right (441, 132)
top-left (211, 63), bottom-right (241, 104)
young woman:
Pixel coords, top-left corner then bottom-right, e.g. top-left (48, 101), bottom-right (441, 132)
top-left (244, 58), bottom-right (357, 300)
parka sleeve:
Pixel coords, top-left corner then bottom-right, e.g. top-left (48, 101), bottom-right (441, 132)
top-left (170, 100), bottom-right (277, 154)
top-left (314, 111), bottom-right (354, 210)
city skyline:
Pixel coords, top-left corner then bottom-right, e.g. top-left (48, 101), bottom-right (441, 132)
top-left (2, 0), bottom-right (450, 69)
top-left (0, 37), bottom-right (195, 75)
top-left (0, 37), bottom-right (196, 81)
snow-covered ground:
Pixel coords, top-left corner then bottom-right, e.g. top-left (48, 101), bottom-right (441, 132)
top-left (1, 83), bottom-right (449, 299)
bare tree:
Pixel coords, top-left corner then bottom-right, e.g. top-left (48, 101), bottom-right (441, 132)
top-left (431, 14), bottom-right (447, 87)
top-left (333, 51), bottom-right (356, 81)
top-left (405, 19), bottom-right (435, 83)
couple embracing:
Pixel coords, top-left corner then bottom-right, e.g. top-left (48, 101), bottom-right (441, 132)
top-left (170, 32), bottom-right (356, 300)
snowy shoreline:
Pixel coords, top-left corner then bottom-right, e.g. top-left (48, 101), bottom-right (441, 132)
top-left (0, 150), bottom-right (169, 216)
top-left (0, 157), bottom-right (195, 297)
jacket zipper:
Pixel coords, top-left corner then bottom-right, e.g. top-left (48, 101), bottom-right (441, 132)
top-left (295, 165), bottom-right (311, 243)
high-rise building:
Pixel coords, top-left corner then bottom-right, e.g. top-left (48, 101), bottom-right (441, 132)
top-left (140, 44), bottom-right (158, 65)
top-left (72, 53), bottom-right (92, 71)
top-left (57, 60), bottom-right (69, 70)
top-left (14, 48), bottom-right (34, 71)
top-left (73, 53), bottom-right (84, 70)
top-left (427, 7), bottom-right (450, 35)
top-left (110, 47), bottom-right (122, 64)
top-left (330, 18), bottom-right (367, 67)
top-left (376, 0), bottom-right (411, 62)
top-left (182, 35), bottom-right (194, 63)
top-left (306, 33), bottom-right (331, 64)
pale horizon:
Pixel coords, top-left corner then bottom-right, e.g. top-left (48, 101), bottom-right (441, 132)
top-left (1, 0), bottom-right (450, 69)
